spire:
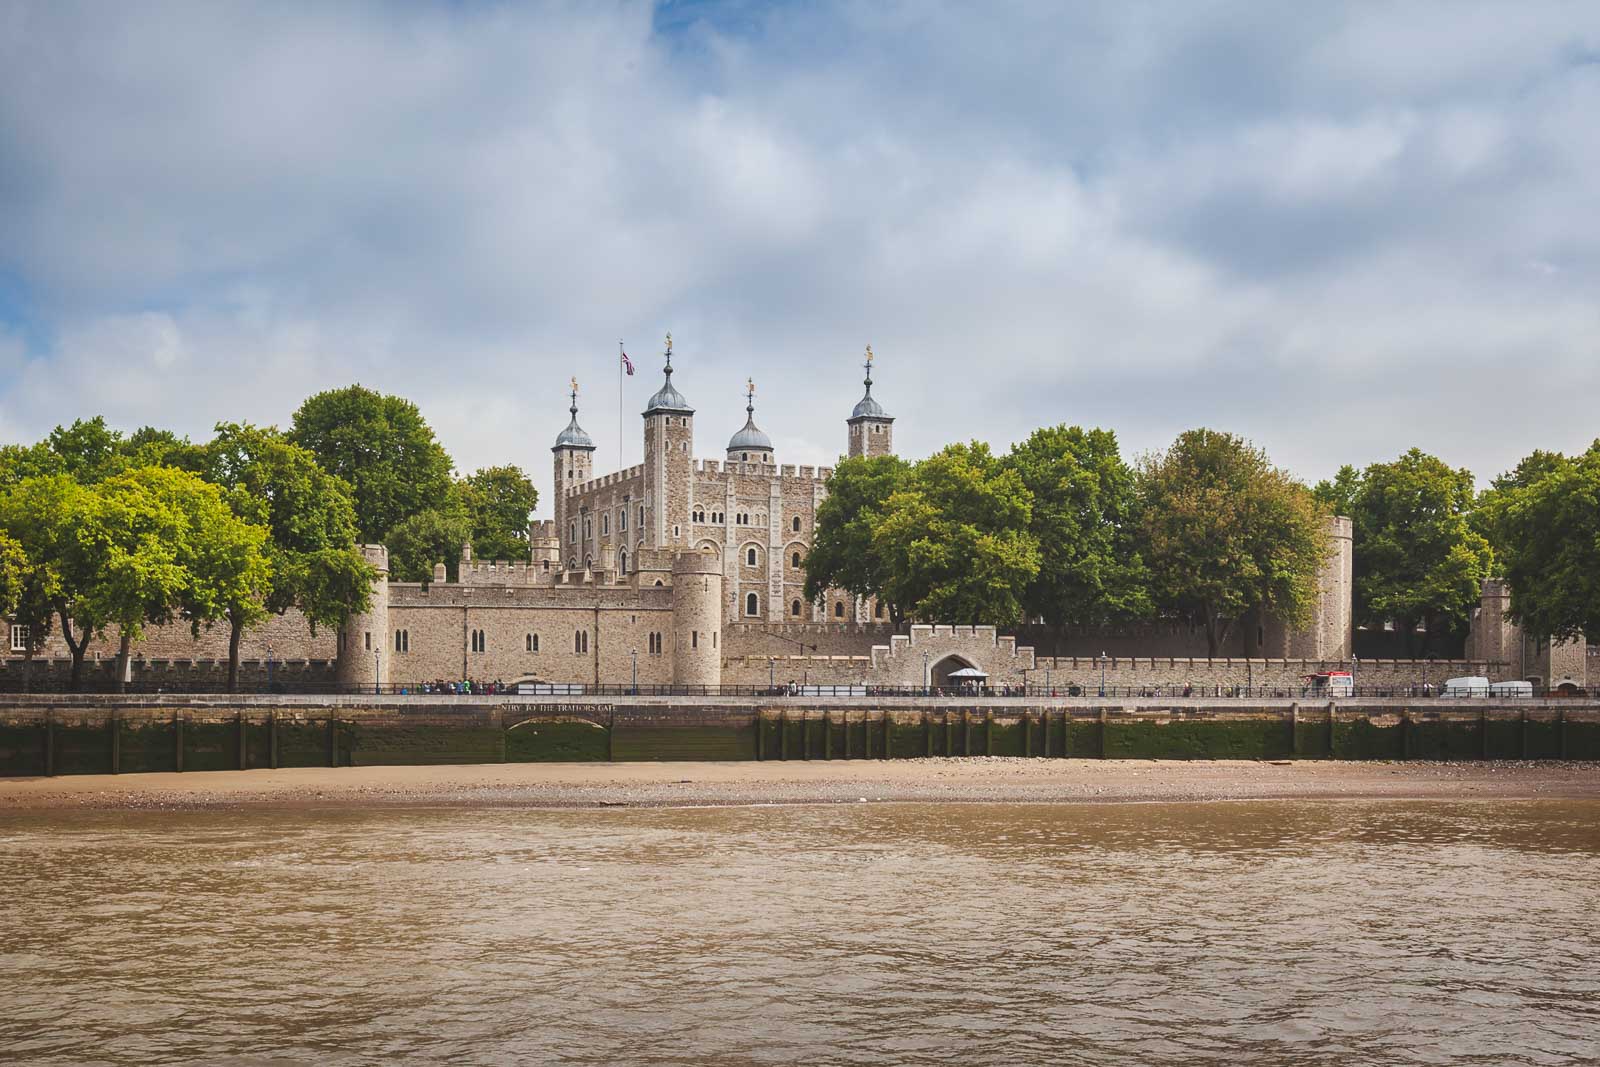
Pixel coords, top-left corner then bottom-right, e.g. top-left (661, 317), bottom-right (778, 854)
top-left (849, 343), bottom-right (892, 422)
top-left (728, 377), bottom-right (773, 455)
top-left (643, 330), bottom-right (694, 415)
top-left (553, 376), bottom-right (596, 451)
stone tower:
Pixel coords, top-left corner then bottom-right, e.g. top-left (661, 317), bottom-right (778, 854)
top-left (551, 380), bottom-right (595, 569)
top-left (335, 544), bottom-right (390, 690)
top-left (642, 334), bottom-right (695, 550)
top-left (671, 550), bottom-right (723, 687)
top-left (846, 345), bottom-right (894, 458)
top-left (1255, 514), bottom-right (1354, 659)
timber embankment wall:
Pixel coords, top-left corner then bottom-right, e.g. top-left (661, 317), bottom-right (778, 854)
top-left (2, 695), bottom-right (1598, 776)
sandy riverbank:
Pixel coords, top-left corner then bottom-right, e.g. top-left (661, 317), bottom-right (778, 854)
top-left (1, 758), bottom-right (1597, 811)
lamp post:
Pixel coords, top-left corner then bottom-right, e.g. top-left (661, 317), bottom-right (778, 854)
top-left (1045, 665), bottom-right (1052, 695)
top-left (266, 642), bottom-right (275, 692)
top-left (922, 650), bottom-right (930, 696)
top-left (630, 648), bottom-right (638, 695)
top-left (373, 649), bottom-right (381, 695)
top-left (1098, 650), bottom-right (1107, 698)
top-left (769, 657), bottom-right (776, 692)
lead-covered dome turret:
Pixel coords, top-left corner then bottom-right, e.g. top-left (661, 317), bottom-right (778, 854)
top-left (643, 333), bottom-right (694, 416)
top-left (553, 381), bottom-right (596, 451)
top-left (727, 379), bottom-right (774, 460)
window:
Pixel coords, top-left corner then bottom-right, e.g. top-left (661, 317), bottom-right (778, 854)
top-left (712, 510), bottom-right (724, 524)
top-left (619, 550), bottom-right (629, 575)
top-left (791, 599), bottom-right (802, 617)
top-left (526, 633), bottom-right (539, 652)
top-left (834, 602), bottom-right (845, 618)
top-left (741, 452), bottom-right (749, 462)
top-left (874, 601), bottom-right (884, 619)
top-left (713, 631), bottom-right (717, 649)
top-left (792, 516), bottom-right (801, 532)
top-left (737, 512), bottom-right (748, 525)
top-left (583, 518), bottom-right (592, 539)
top-left (691, 631), bottom-right (698, 649)
top-left (620, 508), bottom-right (627, 532)
top-left (792, 552), bottom-right (801, 568)
top-left (569, 522), bottom-right (577, 544)
top-left (364, 631), bottom-right (372, 651)
top-left (746, 547), bottom-right (758, 566)
top-left (681, 442), bottom-right (688, 453)
top-left (673, 524), bottom-right (680, 539)
top-left (394, 630), bottom-right (409, 653)
top-left (10, 624), bottom-right (29, 652)
top-left (601, 513), bottom-right (609, 536)
top-left (638, 505), bottom-right (646, 526)
top-left (648, 631), bottom-right (662, 655)
top-left (574, 630), bottom-right (589, 654)
top-left (542, 560), bottom-right (550, 571)
top-left (470, 629), bottom-right (486, 653)
top-left (746, 592), bottom-right (759, 616)
top-left (693, 506), bottom-right (705, 523)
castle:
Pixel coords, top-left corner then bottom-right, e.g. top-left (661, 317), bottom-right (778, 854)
top-left (1, 339), bottom-right (1583, 694)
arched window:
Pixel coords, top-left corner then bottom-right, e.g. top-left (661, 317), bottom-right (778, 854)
top-left (619, 550), bottom-right (629, 575)
top-left (470, 629), bottom-right (486, 653)
top-left (692, 506), bottom-right (705, 523)
top-left (791, 551), bottom-right (801, 568)
top-left (834, 601), bottom-right (845, 618)
top-left (746, 547), bottom-right (757, 566)
top-left (620, 507), bottom-right (628, 531)
top-left (791, 599), bottom-right (802, 617)
top-left (741, 452), bottom-right (749, 462)
top-left (527, 633), bottom-right (539, 652)
top-left (601, 513), bottom-right (609, 536)
top-left (574, 630), bottom-right (589, 654)
top-left (874, 601), bottom-right (884, 619)
top-left (746, 592), bottom-right (759, 616)
top-left (792, 516), bottom-right (801, 532)
top-left (364, 631), bottom-right (371, 651)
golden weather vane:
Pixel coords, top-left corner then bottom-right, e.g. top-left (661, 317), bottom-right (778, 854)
top-left (664, 331), bottom-right (672, 354)
top-left (747, 377), bottom-right (755, 398)
top-left (865, 343), bottom-right (874, 364)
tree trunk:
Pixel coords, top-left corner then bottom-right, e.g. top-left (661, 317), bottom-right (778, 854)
top-left (227, 613), bottom-right (244, 694)
top-left (115, 630), bottom-right (131, 694)
top-left (1204, 610), bottom-right (1221, 658)
top-left (58, 607), bottom-right (88, 692)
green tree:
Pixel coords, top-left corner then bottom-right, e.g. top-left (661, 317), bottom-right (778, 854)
top-left (873, 443), bottom-right (1040, 625)
top-left (204, 423), bottom-right (374, 689)
top-left (803, 455), bottom-right (911, 620)
top-left (385, 506), bottom-right (473, 583)
top-left (458, 465), bottom-right (539, 563)
top-left (0, 474), bottom-right (103, 688)
top-left (288, 385), bottom-right (455, 541)
top-left (0, 532), bottom-right (24, 617)
top-left (1002, 425), bottom-right (1151, 628)
top-left (1483, 444), bottom-right (1600, 641)
top-left (1473, 449), bottom-right (1569, 553)
top-left (48, 416), bottom-right (126, 484)
top-left (1137, 429), bottom-right (1329, 656)
top-left (1337, 448), bottom-right (1494, 655)
top-left (90, 467), bottom-right (272, 692)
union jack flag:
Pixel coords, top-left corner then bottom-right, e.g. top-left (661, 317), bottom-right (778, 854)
top-left (621, 349), bottom-right (634, 375)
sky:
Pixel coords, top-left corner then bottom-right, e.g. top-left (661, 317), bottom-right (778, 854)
top-left (2, 1), bottom-right (1598, 515)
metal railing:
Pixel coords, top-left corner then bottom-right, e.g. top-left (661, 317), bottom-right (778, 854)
top-left (0, 678), bottom-right (1579, 699)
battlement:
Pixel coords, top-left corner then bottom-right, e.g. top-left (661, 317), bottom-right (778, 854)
top-left (455, 559), bottom-right (556, 587)
top-left (566, 464), bottom-right (645, 497)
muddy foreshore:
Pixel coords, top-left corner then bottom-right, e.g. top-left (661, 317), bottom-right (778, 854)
top-left (1, 758), bottom-right (1596, 812)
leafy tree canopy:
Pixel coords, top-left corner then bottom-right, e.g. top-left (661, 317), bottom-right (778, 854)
top-left (1484, 444), bottom-right (1600, 642)
top-left (288, 385), bottom-right (455, 542)
top-left (458, 465), bottom-right (539, 563)
top-left (874, 442), bottom-right (1040, 626)
top-left (386, 506), bottom-right (473, 584)
top-left (1137, 428), bottom-right (1329, 656)
top-left (803, 454), bottom-right (911, 617)
top-left (1002, 425), bottom-right (1150, 628)
top-left (1336, 447), bottom-right (1493, 652)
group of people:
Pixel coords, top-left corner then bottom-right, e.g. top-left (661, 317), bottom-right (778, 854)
top-left (400, 679), bottom-right (511, 696)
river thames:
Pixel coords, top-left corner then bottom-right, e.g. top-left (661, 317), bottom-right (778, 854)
top-left (3, 799), bottom-right (1597, 1065)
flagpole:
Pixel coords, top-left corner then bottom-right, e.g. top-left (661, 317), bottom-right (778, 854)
top-left (618, 339), bottom-right (625, 472)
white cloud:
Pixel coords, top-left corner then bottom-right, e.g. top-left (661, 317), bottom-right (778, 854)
top-left (1, 0), bottom-right (1599, 506)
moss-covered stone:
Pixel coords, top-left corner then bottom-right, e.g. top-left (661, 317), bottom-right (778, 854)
top-left (506, 720), bottom-right (608, 762)
top-left (1106, 719), bottom-right (1292, 760)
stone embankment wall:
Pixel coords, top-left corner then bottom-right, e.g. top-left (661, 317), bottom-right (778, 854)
top-left (3, 695), bottom-right (1597, 776)
top-left (0, 657), bottom-right (337, 692)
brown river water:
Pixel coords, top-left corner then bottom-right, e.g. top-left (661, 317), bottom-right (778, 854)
top-left (2, 800), bottom-right (1598, 1066)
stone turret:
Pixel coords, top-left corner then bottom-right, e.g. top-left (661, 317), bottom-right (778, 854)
top-left (671, 550), bottom-right (723, 687)
top-left (643, 333), bottom-right (694, 551)
top-left (846, 344), bottom-right (894, 458)
top-left (552, 380), bottom-right (596, 571)
top-left (727, 378), bottom-right (774, 464)
top-left (335, 544), bottom-right (390, 690)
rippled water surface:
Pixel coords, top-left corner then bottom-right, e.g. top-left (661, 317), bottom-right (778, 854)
top-left (3, 800), bottom-right (1599, 1066)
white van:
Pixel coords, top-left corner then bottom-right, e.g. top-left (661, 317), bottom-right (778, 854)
top-left (1442, 676), bottom-right (1490, 697)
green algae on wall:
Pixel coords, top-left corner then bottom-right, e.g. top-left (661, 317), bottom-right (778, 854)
top-left (1106, 718), bottom-right (1293, 760)
top-left (505, 720), bottom-right (608, 762)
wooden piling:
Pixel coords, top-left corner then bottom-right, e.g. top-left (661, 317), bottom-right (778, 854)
top-left (1022, 713), bottom-right (1032, 758)
top-left (1559, 708), bottom-right (1568, 760)
top-left (842, 712), bottom-right (850, 760)
top-left (1288, 704), bottom-right (1298, 759)
top-left (823, 713), bottom-right (831, 760)
top-left (1400, 709), bottom-right (1411, 760)
top-left (109, 713), bottom-right (120, 775)
top-left (882, 714), bottom-right (891, 760)
top-left (174, 712), bottom-right (184, 773)
top-left (331, 716), bottom-right (342, 767)
top-left (43, 712), bottom-right (54, 777)
top-left (779, 710), bottom-right (788, 761)
top-left (269, 711), bottom-right (279, 769)
top-left (962, 710), bottom-right (971, 757)
top-left (237, 710), bottom-right (247, 770)
top-left (924, 712), bottom-right (932, 757)
top-left (1099, 708), bottom-right (1109, 758)
top-left (1480, 708), bottom-right (1490, 760)
top-left (755, 713), bottom-right (765, 761)
top-left (1327, 702), bottom-right (1337, 759)
top-left (1520, 708), bottom-right (1528, 759)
